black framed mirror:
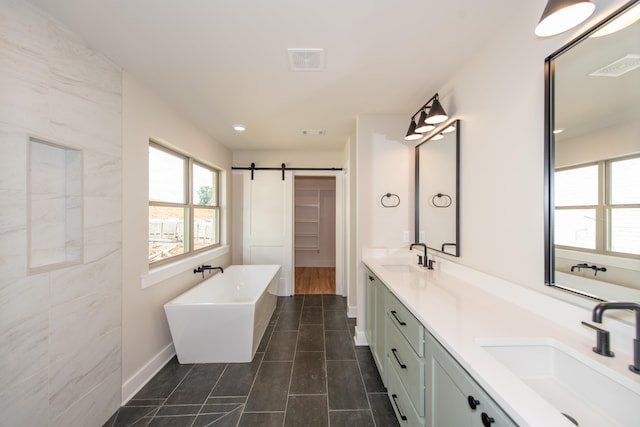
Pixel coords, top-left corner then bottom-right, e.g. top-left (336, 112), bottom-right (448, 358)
top-left (544, 0), bottom-right (640, 300)
top-left (415, 119), bottom-right (460, 256)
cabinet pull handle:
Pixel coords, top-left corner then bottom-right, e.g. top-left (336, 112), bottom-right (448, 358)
top-left (467, 395), bottom-right (480, 410)
top-left (481, 412), bottom-right (495, 426)
top-left (390, 310), bottom-right (407, 326)
top-left (391, 348), bottom-right (407, 369)
top-left (391, 394), bottom-right (408, 421)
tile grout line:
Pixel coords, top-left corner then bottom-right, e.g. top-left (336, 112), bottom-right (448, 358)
top-left (281, 296), bottom-right (304, 426)
top-left (323, 296), bottom-right (332, 427)
top-left (239, 304), bottom-right (279, 426)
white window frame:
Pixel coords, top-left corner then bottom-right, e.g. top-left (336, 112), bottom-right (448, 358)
top-left (148, 141), bottom-right (221, 266)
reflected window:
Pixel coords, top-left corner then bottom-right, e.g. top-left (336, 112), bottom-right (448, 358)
top-left (608, 157), bottom-right (640, 255)
top-left (555, 156), bottom-right (640, 256)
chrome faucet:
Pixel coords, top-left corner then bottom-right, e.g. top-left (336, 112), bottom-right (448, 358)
top-left (592, 302), bottom-right (640, 375)
top-left (410, 243), bottom-right (435, 269)
top-left (193, 265), bottom-right (224, 278)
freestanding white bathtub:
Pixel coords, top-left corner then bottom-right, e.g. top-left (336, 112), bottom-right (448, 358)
top-left (164, 264), bottom-right (281, 363)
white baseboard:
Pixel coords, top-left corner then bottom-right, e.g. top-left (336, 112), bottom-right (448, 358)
top-left (121, 343), bottom-right (175, 405)
top-left (353, 325), bottom-right (368, 346)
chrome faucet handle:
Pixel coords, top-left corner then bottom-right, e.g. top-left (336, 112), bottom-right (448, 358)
top-left (582, 321), bottom-right (614, 357)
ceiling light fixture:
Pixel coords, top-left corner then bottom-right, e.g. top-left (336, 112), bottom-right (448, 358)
top-left (233, 124), bottom-right (246, 132)
top-left (404, 93), bottom-right (449, 141)
top-left (404, 119), bottom-right (423, 141)
top-left (535, 0), bottom-right (595, 37)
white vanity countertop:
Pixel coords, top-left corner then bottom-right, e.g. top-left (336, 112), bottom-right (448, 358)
top-left (363, 254), bottom-right (640, 427)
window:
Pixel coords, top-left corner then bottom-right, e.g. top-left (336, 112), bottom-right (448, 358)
top-left (148, 142), bottom-right (220, 264)
top-left (555, 155), bottom-right (640, 256)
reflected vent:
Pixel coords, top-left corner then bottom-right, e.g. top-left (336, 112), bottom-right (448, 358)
top-left (589, 53), bottom-right (640, 77)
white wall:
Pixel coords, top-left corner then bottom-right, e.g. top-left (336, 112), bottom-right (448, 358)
top-left (233, 150), bottom-right (344, 169)
top-left (355, 114), bottom-right (413, 341)
top-left (121, 72), bottom-right (232, 399)
top-left (352, 0), bottom-right (631, 341)
top-left (432, 0), bottom-right (628, 290)
top-left (0, 1), bottom-right (122, 425)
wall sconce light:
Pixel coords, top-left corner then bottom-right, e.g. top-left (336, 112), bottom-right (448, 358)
top-left (535, 0), bottom-right (595, 37)
top-left (404, 93), bottom-right (448, 141)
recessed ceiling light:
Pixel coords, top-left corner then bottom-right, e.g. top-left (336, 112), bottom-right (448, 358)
top-left (233, 124), bottom-right (246, 132)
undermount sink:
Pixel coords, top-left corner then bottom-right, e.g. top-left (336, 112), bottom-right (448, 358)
top-left (477, 338), bottom-right (640, 427)
top-left (381, 264), bottom-right (416, 273)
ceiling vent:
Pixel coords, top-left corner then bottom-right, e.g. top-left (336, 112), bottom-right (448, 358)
top-left (302, 129), bottom-right (325, 136)
top-left (288, 48), bottom-right (324, 71)
top-left (589, 53), bottom-right (640, 77)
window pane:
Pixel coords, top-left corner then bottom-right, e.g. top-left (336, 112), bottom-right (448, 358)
top-left (610, 157), bottom-right (640, 204)
top-left (610, 208), bottom-right (640, 255)
top-left (193, 207), bottom-right (219, 250)
top-left (555, 165), bottom-right (598, 206)
top-left (193, 163), bottom-right (217, 206)
top-left (554, 209), bottom-right (596, 249)
top-left (149, 206), bottom-right (188, 262)
top-left (149, 146), bottom-right (185, 203)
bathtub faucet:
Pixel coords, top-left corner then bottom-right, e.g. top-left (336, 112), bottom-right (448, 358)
top-left (193, 265), bottom-right (224, 278)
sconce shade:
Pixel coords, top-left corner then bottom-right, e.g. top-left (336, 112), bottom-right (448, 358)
top-left (415, 110), bottom-right (436, 133)
top-left (425, 97), bottom-right (448, 124)
top-left (535, 0), bottom-right (595, 37)
top-left (405, 119), bottom-right (422, 141)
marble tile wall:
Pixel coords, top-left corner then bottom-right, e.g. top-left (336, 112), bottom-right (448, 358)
top-left (0, 1), bottom-right (123, 425)
top-left (29, 138), bottom-right (82, 269)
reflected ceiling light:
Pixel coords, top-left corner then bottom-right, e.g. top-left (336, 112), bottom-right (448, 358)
top-left (442, 124), bottom-right (456, 134)
top-left (431, 133), bottom-right (444, 141)
top-left (404, 119), bottom-right (423, 141)
top-left (553, 128), bottom-right (565, 134)
top-left (233, 124), bottom-right (246, 132)
top-left (591, 2), bottom-right (640, 38)
top-left (405, 93), bottom-right (449, 141)
top-left (535, 0), bottom-right (595, 37)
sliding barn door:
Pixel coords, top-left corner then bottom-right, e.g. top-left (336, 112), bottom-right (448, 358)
top-left (242, 170), bottom-right (293, 295)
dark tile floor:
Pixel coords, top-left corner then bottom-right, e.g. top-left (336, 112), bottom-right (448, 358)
top-left (104, 295), bottom-right (399, 427)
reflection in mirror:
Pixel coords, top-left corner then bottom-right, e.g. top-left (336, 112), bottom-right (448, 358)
top-left (415, 120), bottom-right (460, 256)
top-left (545, 1), bottom-right (640, 301)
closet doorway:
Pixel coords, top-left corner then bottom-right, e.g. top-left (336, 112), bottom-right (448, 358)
top-left (294, 176), bottom-right (336, 294)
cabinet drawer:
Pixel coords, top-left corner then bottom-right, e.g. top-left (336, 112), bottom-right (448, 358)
top-left (388, 360), bottom-right (425, 427)
top-left (387, 292), bottom-right (424, 357)
top-left (429, 335), bottom-right (517, 427)
top-left (387, 321), bottom-right (425, 416)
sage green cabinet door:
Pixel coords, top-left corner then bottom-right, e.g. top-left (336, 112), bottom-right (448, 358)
top-left (373, 276), bottom-right (387, 384)
top-left (364, 267), bottom-right (376, 347)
